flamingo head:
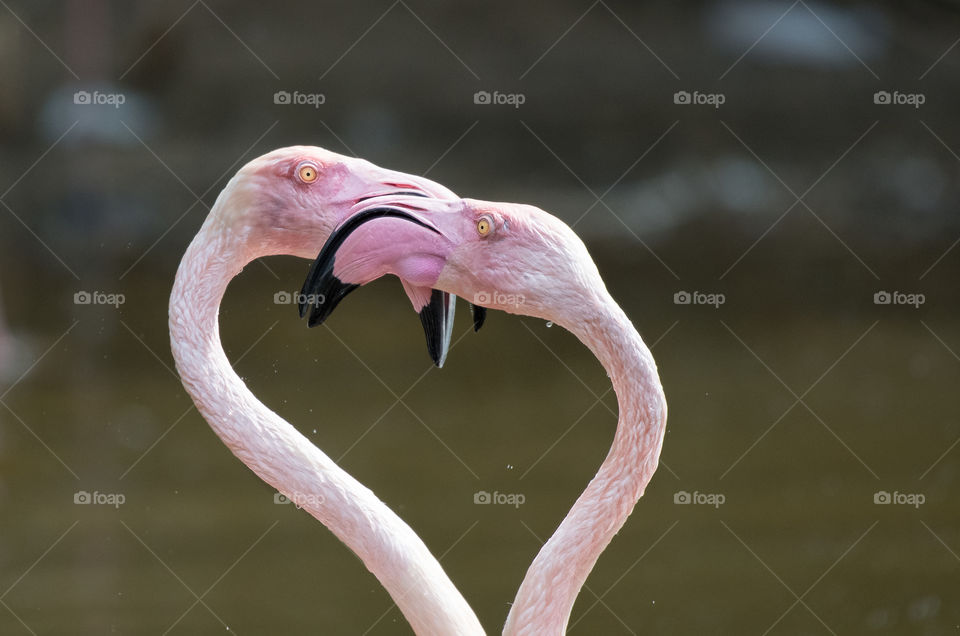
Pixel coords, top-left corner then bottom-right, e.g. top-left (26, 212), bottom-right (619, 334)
top-left (209, 146), bottom-right (465, 365)
top-left (300, 196), bottom-right (609, 365)
top-left (212, 145), bottom-right (456, 261)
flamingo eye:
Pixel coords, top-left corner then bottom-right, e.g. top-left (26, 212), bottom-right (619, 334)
top-left (297, 162), bottom-right (319, 183)
top-left (476, 216), bottom-right (492, 236)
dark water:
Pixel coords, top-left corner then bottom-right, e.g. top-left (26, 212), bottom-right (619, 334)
top-left (1, 252), bottom-right (957, 635)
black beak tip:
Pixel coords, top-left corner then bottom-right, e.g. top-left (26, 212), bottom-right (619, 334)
top-left (419, 289), bottom-right (456, 368)
top-left (306, 310), bottom-right (324, 328)
top-left (428, 345), bottom-right (444, 368)
top-left (470, 304), bottom-right (487, 332)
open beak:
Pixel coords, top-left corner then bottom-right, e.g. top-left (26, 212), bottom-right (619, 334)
top-left (299, 202), bottom-right (473, 367)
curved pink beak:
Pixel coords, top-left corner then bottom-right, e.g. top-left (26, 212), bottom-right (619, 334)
top-left (299, 199), bottom-right (483, 367)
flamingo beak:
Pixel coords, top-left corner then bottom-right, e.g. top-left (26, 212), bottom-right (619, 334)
top-left (299, 205), bottom-right (460, 367)
top-left (413, 288), bottom-right (457, 368)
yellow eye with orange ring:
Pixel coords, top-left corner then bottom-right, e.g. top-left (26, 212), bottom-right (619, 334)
top-left (477, 216), bottom-right (492, 236)
top-left (297, 162), bottom-right (319, 183)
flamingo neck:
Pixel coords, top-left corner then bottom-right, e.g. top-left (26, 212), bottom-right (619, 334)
top-left (169, 218), bottom-right (484, 636)
top-left (504, 296), bottom-right (667, 635)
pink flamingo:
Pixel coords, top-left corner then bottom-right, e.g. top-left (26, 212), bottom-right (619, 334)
top-left (170, 146), bottom-right (667, 634)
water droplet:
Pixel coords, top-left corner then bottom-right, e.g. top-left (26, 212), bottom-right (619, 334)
top-left (545, 321), bottom-right (553, 328)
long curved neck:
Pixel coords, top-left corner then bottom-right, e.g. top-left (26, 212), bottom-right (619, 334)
top-left (169, 217), bottom-right (484, 636)
top-left (504, 296), bottom-right (667, 635)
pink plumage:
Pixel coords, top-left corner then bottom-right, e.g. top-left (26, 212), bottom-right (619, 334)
top-left (169, 146), bottom-right (667, 635)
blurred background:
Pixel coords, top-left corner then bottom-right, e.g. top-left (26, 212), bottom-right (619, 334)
top-left (1, 0), bottom-right (959, 633)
